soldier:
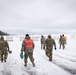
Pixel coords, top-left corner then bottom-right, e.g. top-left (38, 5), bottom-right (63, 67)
top-left (41, 35), bottom-right (45, 49)
top-left (45, 35), bottom-right (56, 61)
top-left (21, 34), bottom-right (35, 67)
top-left (59, 35), bottom-right (65, 49)
top-left (0, 36), bottom-right (10, 62)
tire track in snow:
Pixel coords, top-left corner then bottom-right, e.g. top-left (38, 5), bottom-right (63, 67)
top-left (36, 45), bottom-right (76, 75)
top-left (54, 53), bottom-right (76, 62)
top-left (53, 51), bottom-right (76, 74)
top-left (52, 59), bottom-right (76, 75)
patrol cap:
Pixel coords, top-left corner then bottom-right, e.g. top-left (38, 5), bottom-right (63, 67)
top-left (26, 34), bottom-right (29, 37)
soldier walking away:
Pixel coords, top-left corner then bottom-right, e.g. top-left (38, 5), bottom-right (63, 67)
top-left (59, 35), bottom-right (65, 49)
top-left (0, 36), bottom-right (11, 62)
top-left (21, 34), bottom-right (35, 67)
top-left (41, 35), bottom-right (45, 49)
top-left (45, 35), bottom-right (56, 61)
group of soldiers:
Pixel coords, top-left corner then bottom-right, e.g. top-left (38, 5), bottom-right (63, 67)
top-left (41, 34), bottom-right (66, 61)
top-left (59, 34), bottom-right (66, 49)
top-left (0, 34), bottom-right (66, 67)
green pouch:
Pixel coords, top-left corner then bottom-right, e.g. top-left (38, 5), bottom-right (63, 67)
top-left (20, 53), bottom-right (23, 59)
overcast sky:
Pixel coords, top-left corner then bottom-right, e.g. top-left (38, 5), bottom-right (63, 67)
top-left (0, 0), bottom-right (76, 34)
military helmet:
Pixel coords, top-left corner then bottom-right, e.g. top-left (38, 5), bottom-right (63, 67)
top-left (0, 36), bottom-right (4, 40)
top-left (62, 34), bottom-right (64, 36)
top-left (41, 35), bottom-right (43, 37)
top-left (48, 35), bottom-right (51, 38)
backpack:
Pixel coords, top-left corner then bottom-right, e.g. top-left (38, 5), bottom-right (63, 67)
top-left (63, 36), bottom-right (66, 41)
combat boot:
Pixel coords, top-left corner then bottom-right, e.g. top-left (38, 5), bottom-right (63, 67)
top-left (1, 59), bottom-right (3, 62)
top-left (49, 58), bottom-right (52, 61)
top-left (24, 63), bottom-right (27, 67)
top-left (32, 63), bottom-right (35, 67)
top-left (4, 60), bottom-right (6, 62)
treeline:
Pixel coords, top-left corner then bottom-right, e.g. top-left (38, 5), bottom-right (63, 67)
top-left (0, 30), bottom-right (9, 35)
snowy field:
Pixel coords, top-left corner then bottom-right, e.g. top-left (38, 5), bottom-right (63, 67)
top-left (0, 34), bottom-right (76, 75)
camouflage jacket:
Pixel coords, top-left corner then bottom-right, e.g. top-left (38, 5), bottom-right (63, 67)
top-left (0, 39), bottom-right (9, 51)
top-left (45, 38), bottom-right (56, 49)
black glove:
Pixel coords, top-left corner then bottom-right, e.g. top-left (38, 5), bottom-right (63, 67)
top-left (55, 47), bottom-right (56, 50)
top-left (9, 51), bottom-right (12, 54)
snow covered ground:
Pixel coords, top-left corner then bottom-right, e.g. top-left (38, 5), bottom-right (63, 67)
top-left (0, 34), bottom-right (76, 75)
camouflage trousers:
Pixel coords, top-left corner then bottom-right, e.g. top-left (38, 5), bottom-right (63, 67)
top-left (45, 49), bottom-right (53, 61)
top-left (41, 43), bottom-right (45, 49)
top-left (24, 49), bottom-right (34, 65)
top-left (59, 43), bottom-right (65, 49)
top-left (0, 51), bottom-right (1, 60)
top-left (0, 50), bottom-right (8, 62)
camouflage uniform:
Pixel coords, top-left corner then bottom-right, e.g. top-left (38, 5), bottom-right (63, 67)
top-left (45, 35), bottom-right (56, 61)
top-left (41, 35), bottom-right (45, 49)
top-left (0, 37), bottom-right (9, 62)
top-left (21, 34), bottom-right (35, 67)
top-left (59, 35), bottom-right (65, 49)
